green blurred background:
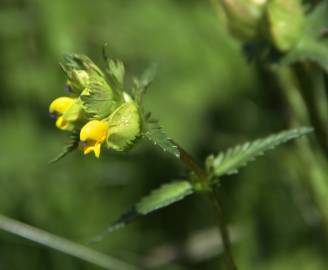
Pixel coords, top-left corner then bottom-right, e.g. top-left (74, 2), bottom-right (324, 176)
top-left (0, 0), bottom-right (327, 269)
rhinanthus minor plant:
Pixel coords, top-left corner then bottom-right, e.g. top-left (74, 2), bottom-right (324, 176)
top-left (49, 43), bottom-right (314, 270)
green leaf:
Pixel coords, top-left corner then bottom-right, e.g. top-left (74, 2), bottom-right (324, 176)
top-left (49, 132), bottom-right (80, 163)
top-left (137, 181), bottom-right (193, 215)
top-left (106, 101), bottom-right (141, 151)
top-left (94, 181), bottom-right (193, 239)
top-left (144, 117), bottom-right (180, 158)
top-left (207, 127), bottom-right (313, 177)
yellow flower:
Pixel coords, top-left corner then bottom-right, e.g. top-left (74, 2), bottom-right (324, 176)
top-left (80, 120), bottom-right (109, 158)
top-left (49, 97), bottom-right (75, 130)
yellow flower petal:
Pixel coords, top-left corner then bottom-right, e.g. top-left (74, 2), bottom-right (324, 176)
top-left (49, 97), bottom-right (75, 114)
top-left (82, 142), bottom-right (102, 158)
top-left (80, 120), bottom-right (108, 143)
top-left (94, 143), bottom-right (101, 158)
top-left (56, 116), bottom-right (68, 130)
top-left (80, 120), bottom-right (108, 158)
top-left (83, 145), bottom-right (94, 155)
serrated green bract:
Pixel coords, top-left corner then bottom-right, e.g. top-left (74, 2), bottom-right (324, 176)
top-left (94, 181), bottom-right (193, 239)
top-left (132, 64), bottom-right (157, 107)
top-left (61, 54), bottom-right (104, 94)
top-left (49, 132), bottom-right (80, 164)
top-left (107, 59), bottom-right (125, 89)
top-left (144, 118), bottom-right (180, 158)
top-left (207, 127), bottom-right (313, 177)
top-left (102, 44), bottom-right (126, 94)
top-left (62, 54), bottom-right (103, 76)
top-left (266, 0), bottom-right (305, 52)
top-left (106, 101), bottom-right (140, 151)
top-left (280, 2), bottom-right (328, 72)
top-left (80, 77), bottom-right (117, 119)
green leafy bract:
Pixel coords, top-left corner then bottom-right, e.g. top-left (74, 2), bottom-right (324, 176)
top-left (106, 101), bottom-right (140, 151)
top-left (80, 77), bottom-right (117, 119)
top-left (206, 127), bottom-right (313, 177)
top-left (60, 54), bottom-right (105, 94)
top-left (132, 64), bottom-right (157, 108)
top-left (280, 2), bottom-right (328, 72)
top-left (94, 181), bottom-right (193, 239)
top-left (144, 117), bottom-right (180, 158)
top-left (102, 44), bottom-right (125, 91)
top-left (49, 132), bottom-right (80, 163)
top-left (107, 59), bottom-right (125, 89)
top-left (266, 0), bottom-right (305, 52)
top-left (61, 53), bottom-right (103, 76)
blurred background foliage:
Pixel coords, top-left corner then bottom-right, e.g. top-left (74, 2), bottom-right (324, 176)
top-left (0, 0), bottom-right (327, 269)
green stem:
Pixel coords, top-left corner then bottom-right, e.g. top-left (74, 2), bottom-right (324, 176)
top-left (269, 65), bottom-right (328, 232)
top-left (178, 146), bottom-right (207, 180)
top-left (176, 144), bottom-right (237, 270)
top-left (0, 214), bottom-right (139, 270)
top-left (210, 188), bottom-right (237, 270)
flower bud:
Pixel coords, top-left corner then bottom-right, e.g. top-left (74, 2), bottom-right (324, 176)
top-left (220, 0), bottom-right (269, 41)
top-left (49, 97), bottom-right (75, 130)
top-left (66, 70), bottom-right (90, 94)
top-left (49, 96), bottom-right (83, 131)
top-left (266, 0), bottom-right (305, 52)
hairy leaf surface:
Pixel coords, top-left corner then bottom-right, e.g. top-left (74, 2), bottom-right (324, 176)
top-left (207, 127), bottom-right (313, 177)
top-left (144, 118), bottom-right (180, 158)
top-left (94, 181), bottom-right (193, 238)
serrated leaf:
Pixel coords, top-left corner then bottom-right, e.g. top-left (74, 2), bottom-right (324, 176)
top-left (207, 127), bottom-right (313, 177)
top-left (102, 44), bottom-right (125, 91)
top-left (137, 181), bottom-right (193, 214)
top-left (132, 64), bottom-right (157, 107)
top-left (106, 101), bottom-right (140, 151)
top-left (94, 181), bottom-right (193, 239)
top-left (144, 117), bottom-right (180, 158)
top-left (49, 132), bottom-right (80, 163)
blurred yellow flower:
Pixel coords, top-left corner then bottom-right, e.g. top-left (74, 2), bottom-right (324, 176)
top-left (49, 97), bottom-right (75, 130)
top-left (80, 120), bottom-right (109, 158)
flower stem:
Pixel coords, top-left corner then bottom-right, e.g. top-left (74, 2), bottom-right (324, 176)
top-left (176, 144), bottom-right (237, 270)
top-left (209, 188), bottom-right (237, 270)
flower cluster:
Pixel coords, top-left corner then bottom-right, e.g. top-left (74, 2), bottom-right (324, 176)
top-left (49, 54), bottom-right (141, 158)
